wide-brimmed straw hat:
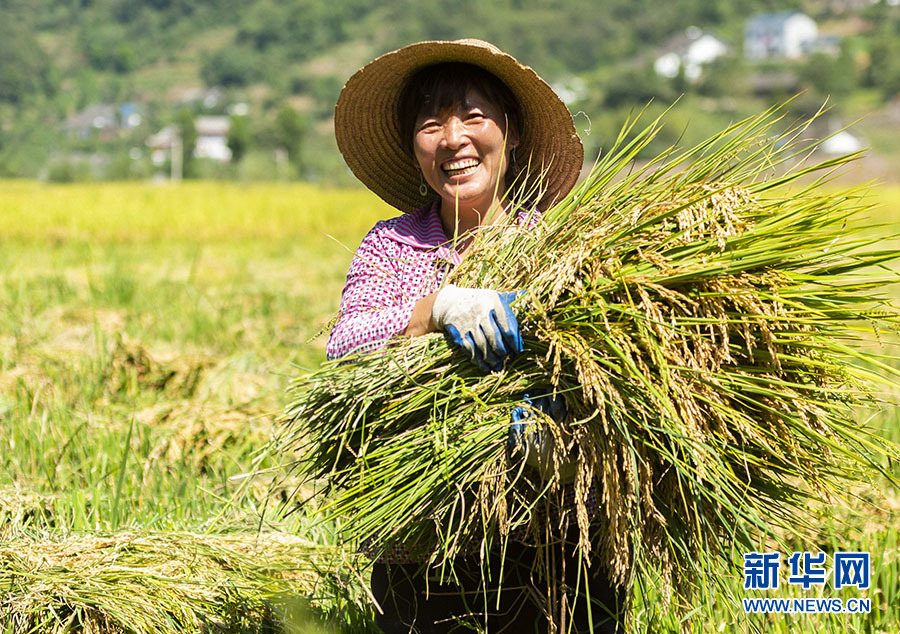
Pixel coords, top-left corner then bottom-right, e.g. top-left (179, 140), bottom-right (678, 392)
top-left (334, 39), bottom-right (584, 214)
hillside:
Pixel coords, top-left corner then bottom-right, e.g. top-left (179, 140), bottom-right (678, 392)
top-left (2, 0), bottom-right (899, 182)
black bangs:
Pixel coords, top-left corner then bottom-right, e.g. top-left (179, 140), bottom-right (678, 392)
top-left (397, 62), bottom-right (522, 156)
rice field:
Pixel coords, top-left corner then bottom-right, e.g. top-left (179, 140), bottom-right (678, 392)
top-left (0, 180), bottom-right (897, 633)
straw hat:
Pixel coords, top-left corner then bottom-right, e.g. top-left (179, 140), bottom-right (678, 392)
top-left (334, 39), bottom-right (584, 214)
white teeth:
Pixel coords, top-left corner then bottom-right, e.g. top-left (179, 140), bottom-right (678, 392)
top-left (442, 159), bottom-right (479, 176)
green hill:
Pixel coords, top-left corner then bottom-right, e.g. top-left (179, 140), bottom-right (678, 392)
top-left (2, 0), bottom-right (899, 182)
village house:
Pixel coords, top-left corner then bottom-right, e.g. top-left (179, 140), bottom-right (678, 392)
top-left (61, 103), bottom-right (143, 139)
top-left (744, 12), bottom-right (818, 60)
top-left (145, 115), bottom-right (232, 166)
top-left (194, 116), bottom-right (231, 162)
top-left (654, 26), bottom-right (729, 82)
top-left (61, 104), bottom-right (117, 139)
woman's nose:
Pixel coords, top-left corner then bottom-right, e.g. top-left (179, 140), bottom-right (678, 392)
top-left (441, 117), bottom-right (467, 148)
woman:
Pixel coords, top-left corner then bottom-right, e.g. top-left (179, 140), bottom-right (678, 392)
top-left (328, 39), bottom-right (623, 633)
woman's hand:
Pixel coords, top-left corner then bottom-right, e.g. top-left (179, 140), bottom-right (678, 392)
top-left (430, 284), bottom-right (523, 372)
top-left (508, 390), bottom-right (576, 482)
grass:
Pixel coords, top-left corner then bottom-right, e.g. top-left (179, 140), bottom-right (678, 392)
top-left (0, 181), bottom-right (392, 632)
top-left (0, 179), bottom-right (898, 632)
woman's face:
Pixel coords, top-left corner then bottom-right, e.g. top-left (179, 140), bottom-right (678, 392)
top-left (413, 88), bottom-right (517, 214)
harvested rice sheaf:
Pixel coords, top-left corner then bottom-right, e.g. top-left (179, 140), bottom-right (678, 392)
top-left (0, 531), bottom-right (347, 633)
top-left (282, 108), bottom-right (900, 598)
top-left (0, 487), bottom-right (56, 537)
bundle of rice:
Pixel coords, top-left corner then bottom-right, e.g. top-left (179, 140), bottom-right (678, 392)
top-left (282, 108), bottom-right (900, 598)
top-left (0, 486), bottom-right (55, 537)
top-left (0, 530), bottom-right (353, 633)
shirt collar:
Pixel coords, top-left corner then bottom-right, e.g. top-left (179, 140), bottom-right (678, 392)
top-left (383, 199), bottom-right (542, 261)
top-left (382, 199), bottom-right (448, 250)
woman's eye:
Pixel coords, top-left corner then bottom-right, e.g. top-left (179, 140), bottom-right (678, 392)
top-left (418, 121), bottom-right (440, 132)
top-left (466, 111), bottom-right (485, 121)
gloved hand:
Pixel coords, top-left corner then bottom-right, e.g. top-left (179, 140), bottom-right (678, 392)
top-left (431, 284), bottom-right (523, 372)
top-left (508, 390), bottom-right (576, 482)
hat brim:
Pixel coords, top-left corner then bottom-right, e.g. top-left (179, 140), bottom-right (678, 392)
top-left (335, 39), bottom-right (584, 214)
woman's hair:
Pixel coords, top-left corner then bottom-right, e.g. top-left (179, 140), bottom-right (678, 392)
top-left (397, 62), bottom-right (522, 157)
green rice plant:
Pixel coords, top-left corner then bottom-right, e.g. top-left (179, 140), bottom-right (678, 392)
top-left (282, 103), bottom-right (900, 624)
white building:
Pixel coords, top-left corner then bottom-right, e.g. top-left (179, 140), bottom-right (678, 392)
top-left (147, 116), bottom-right (233, 165)
top-left (654, 27), bottom-right (729, 82)
top-left (744, 12), bottom-right (818, 60)
top-left (194, 116), bottom-right (232, 162)
top-left (820, 130), bottom-right (863, 155)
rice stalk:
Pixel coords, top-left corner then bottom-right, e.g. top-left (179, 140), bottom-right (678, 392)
top-left (0, 486), bottom-right (56, 538)
top-left (0, 530), bottom-right (352, 633)
top-left (281, 105), bottom-right (900, 607)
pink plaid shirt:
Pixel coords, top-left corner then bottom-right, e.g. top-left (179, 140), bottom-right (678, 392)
top-left (327, 200), bottom-right (537, 359)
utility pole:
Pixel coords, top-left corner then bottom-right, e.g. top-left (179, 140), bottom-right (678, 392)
top-left (171, 134), bottom-right (182, 182)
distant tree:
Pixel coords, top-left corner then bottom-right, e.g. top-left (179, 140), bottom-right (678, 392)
top-left (602, 65), bottom-right (674, 108)
top-left (200, 47), bottom-right (258, 88)
top-left (801, 49), bottom-right (856, 98)
top-left (227, 114), bottom-right (250, 163)
top-left (0, 20), bottom-right (56, 103)
top-left (864, 22), bottom-right (900, 100)
top-left (275, 105), bottom-right (307, 172)
top-left (236, 1), bottom-right (285, 51)
top-left (176, 110), bottom-right (197, 178)
top-left (236, 0), bottom-right (372, 60)
top-left (698, 56), bottom-right (749, 98)
top-left (81, 23), bottom-right (137, 73)
top-left (291, 74), bottom-right (344, 116)
top-left (671, 63), bottom-right (689, 96)
top-left (696, 0), bottom-right (735, 25)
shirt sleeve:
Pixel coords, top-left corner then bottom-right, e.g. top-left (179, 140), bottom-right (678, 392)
top-left (326, 223), bottom-right (421, 360)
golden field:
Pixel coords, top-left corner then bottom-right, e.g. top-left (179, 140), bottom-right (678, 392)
top-left (0, 180), bottom-right (897, 633)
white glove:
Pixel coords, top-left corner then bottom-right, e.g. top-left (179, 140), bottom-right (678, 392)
top-left (431, 284), bottom-right (523, 371)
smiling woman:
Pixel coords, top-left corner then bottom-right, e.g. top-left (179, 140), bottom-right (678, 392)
top-left (324, 39), bottom-right (612, 633)
top-left (403, 63), bottom-right (520, 237)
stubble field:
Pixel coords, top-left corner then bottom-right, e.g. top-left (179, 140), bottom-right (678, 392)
top-left (0, 180), bottom-right (897, 633)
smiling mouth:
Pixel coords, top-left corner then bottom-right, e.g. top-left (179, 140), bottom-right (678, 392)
top-left (442, 158), bottom-right (480, 177)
